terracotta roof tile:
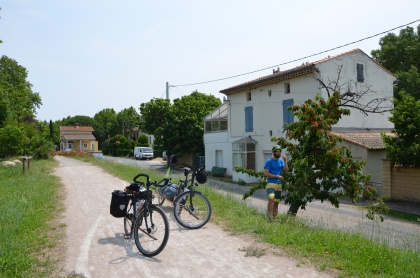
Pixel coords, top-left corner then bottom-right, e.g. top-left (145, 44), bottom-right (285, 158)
top-left (332, 129), bottom-right (394, 150)
top-left (60, 126), bottom-right (94, 132)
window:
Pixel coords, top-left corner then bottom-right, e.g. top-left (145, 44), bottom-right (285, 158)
top-left (285, 83), bottom-right (290, 94)
top-left (245, 106), bottom-right (253, 132)
top-left (204, 102), bottom-right (228, 133)
top-left (232, 136), bottom-right (257, 170)
top-left (283, 99), bottom-right (294, 125)
top-left (83, 143), bottom-right (88, 149)
top-left (247, 91), bottom-right (251, 101)
top-left (356, 63), bottom-right (364, 82)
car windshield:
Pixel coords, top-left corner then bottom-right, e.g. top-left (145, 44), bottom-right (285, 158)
top-left (143, 148), bottom-right (153, 153)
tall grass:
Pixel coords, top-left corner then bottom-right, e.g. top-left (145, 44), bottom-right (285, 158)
top-left (0, 158), bottom-right (62, 278)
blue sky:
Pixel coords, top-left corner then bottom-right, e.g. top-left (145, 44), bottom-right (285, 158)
top-left (1, 1), bottom-right (420, 122)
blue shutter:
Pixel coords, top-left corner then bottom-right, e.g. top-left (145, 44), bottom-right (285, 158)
top-left (245, 106), bottom-right (253, 132)
top-left (282, 99), bottom-right (294, 125)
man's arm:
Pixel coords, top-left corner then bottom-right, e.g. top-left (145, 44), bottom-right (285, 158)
top-left (282, 155), bottom-right (289, 173)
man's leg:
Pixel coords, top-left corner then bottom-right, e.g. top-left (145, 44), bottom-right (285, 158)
top-left (266, 188), bottom-right (275, 221)
top-left (272, 190), bottom-right (282, 219)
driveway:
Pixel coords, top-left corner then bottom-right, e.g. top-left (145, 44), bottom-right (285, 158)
top-left (53, 156), bottom-right (333, 278)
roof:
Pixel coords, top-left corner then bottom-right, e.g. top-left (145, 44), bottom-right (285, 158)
top-left (60, 126), bottom-right (94, 132)
top-left (220, 48), bottom-right (396, 95)
top-left (331, 129), bottom-right (394, 150)
top-left (61, 134), bottom-right (96, 140)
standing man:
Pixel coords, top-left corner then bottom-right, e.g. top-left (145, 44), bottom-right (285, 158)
top-left (264, 145), bottom-right (289, 221)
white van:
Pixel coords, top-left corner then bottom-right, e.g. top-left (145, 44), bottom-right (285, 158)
top-left (134, 147), bottom-right (154, 160)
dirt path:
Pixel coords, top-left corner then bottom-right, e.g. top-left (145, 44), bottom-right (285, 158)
top-left (53, 156), bottom-right (333, 278)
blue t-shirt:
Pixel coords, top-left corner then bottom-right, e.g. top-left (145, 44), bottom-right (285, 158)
top-left (264, 157), bottom-right (285, 184)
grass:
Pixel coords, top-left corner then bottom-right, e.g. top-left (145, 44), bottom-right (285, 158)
top-left (0, 158), bottom-right (64, 278)
top-left (385, 209), bottom-right (420, 223)
top-left (1, 154), bottom-right (419, 277)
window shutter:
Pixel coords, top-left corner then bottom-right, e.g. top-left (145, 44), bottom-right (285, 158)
top-left (282, 99), bottom-right (294, 125)
top-left (245, 106), bottom-right (253, 132)
top-left (356, 63), bottom-right (364, 82)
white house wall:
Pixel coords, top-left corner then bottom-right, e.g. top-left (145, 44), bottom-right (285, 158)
top-left (316, 52), bottom-right (395, 129)
top-left (204, 131), bottom-right (233, 175)
top-left (205, 49), bottom-right (395, 183)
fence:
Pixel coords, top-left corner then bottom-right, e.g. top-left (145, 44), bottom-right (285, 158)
top-left (382, 160), bottom-right (420, 202)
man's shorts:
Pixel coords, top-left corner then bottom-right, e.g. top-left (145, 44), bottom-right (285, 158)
top-left (266, 183), bottom-right (282, 202)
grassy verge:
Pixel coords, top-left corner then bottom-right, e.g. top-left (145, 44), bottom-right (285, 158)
top-left (0, 158), bottom-right (64, 278)
top-left (79, 156), bottom-right (419, 278)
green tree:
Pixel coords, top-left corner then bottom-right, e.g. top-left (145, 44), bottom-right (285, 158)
top-left (116, 107), bottom-right (139, 140)
top-left (0, 125), bottom-right (24, 157)
top-left (371, 25), bottom-right (420, 99)
top-left (382, 92), bottom-right (420, 167)
top-left (164, 92), bottom-right (221, 156)
top-left (0, 56), bottom-right (42, 126)
top-left (238, 93), bottom-right (384, 219)
top-left (137, 134), bottom-right (149, 147)
top-left (94, 108), bottom-right (117, 148)
top-left (139, 98), bottom-right (172, 147)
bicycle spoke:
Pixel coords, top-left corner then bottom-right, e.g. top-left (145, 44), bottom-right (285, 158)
top-left (133, 206), bottom-right (169, 257)
top-left (173, 191), bottom-right (211, 229)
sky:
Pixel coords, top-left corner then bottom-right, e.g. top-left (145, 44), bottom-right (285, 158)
top-left (1, 1), bottom-right (420, 122)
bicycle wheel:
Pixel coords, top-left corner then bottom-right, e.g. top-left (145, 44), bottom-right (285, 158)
top-left (124, 204), bottom-right (134, 239)
top-left (133, 205), bottom-right (169, 257)
top-left (173, 191), bottom-right (211, 229)
top-left (156, 179), bottom-right (167, 205)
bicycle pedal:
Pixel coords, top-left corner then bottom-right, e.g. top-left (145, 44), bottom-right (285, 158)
top-left (124, 234), bottom-right (132, 239)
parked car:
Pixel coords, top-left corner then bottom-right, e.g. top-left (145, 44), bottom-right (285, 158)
top-left (134, 147), bottom-right (154, 160)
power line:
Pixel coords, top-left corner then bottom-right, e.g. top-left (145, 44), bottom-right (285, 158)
top-left (172, 19), bottom-right (420, 88)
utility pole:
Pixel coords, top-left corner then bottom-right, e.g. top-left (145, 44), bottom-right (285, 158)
top-left (166, 82), bottom-right (169, 100)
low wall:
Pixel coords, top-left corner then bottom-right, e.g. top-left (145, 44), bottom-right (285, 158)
top-left (382, 160), bottom-right (420, 202)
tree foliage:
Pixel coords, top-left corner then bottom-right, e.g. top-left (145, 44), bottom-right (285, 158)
top-left (139, 92), bottom-right (221, 156)
top-left (94, 108), bottom-right (117, 147)
top-left (0, 125), bottom-right (25, 157)
top-left (382, 92), bottom-right (420, 167)
top-left (237, 93), bottom-right (386, 219)
top-left (139, 98), bottom-right (172, 147)
top-left (0, 56), bottom-right (42, 126)
top-left (115, 106), bottom-right (139, 140)
top-left (371, 25), bottom-right (420, 99)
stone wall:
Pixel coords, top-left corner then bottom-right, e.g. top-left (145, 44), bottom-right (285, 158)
top-left (382, 160), bottom-right (420, 202)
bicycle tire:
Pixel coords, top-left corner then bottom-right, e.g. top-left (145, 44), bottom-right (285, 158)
top-left (156, 179), bottom-right (167, 205)
top-left (124, 204), bottom-right (134, 239)
top-left (133, 205), bottom-right (169, 257)
top-left (173, 191), bottom-right (211, 229)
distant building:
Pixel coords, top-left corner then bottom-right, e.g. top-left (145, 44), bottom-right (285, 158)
top-left (59, 125), bottom-right (99, 152)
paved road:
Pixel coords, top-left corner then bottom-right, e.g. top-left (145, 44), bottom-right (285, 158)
top-left (54, 156), bottom-right (333, 278)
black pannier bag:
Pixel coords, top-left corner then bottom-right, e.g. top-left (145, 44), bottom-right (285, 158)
top-left (110, 190), bottom-right (130, 218)
top-left (196, 168), bottom-right (208, 184)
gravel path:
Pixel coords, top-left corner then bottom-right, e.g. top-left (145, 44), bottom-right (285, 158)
top-left (53, 156), bottom-right (333, 278)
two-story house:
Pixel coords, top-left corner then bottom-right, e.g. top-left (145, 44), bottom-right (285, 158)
top-left (59, 125), bottom-right (99, 152)
top-left (204, 48), bottom-right (396, 187)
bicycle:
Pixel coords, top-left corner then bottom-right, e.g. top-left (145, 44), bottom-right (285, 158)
top-left (121, 173), bottom-right (170, 257)
top-left (156, 165), bottom-right (212, 229)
